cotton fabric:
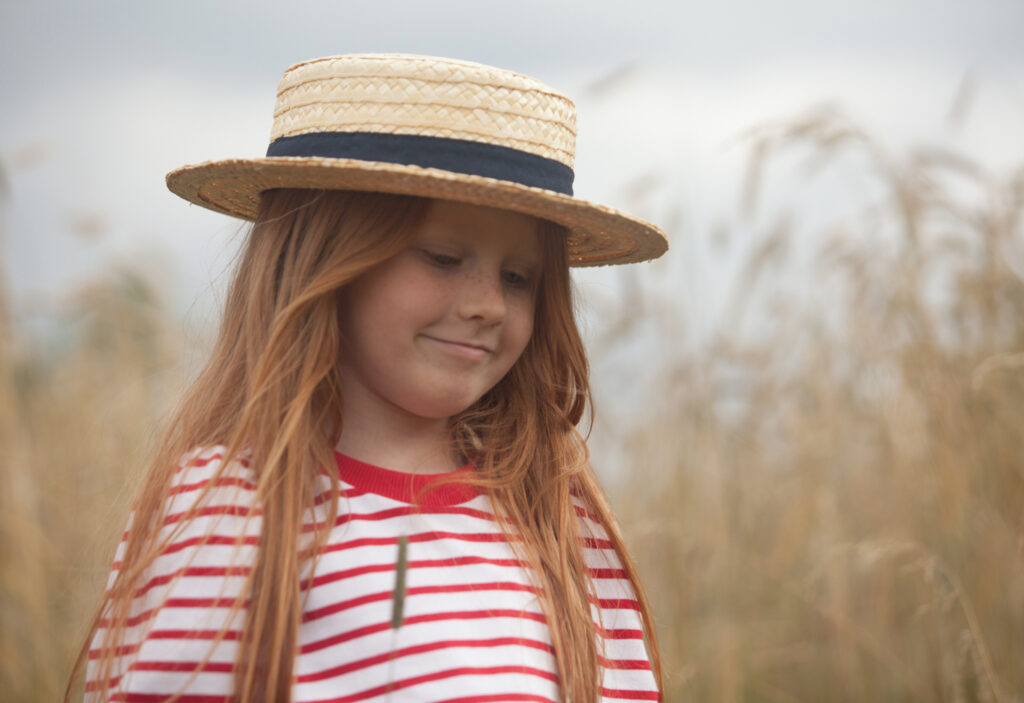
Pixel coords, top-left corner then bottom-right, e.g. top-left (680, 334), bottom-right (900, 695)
top-left (86, 447), bottom-right (658, 702)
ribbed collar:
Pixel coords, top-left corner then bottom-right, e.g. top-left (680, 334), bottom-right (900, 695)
top-left (333, 452), bottom-right (481, 507)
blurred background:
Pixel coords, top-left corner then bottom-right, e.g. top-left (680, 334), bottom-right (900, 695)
top-left (2, 1), bottom-right (1022, 700)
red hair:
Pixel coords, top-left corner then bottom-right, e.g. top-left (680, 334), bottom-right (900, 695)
top-left (71, 189), bottom-right (662, 702)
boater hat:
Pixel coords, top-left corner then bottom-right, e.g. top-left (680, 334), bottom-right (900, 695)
top-left (166, 54), bottom-right (667, 266)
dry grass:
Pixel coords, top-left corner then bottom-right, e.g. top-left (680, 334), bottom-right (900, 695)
top-left (0, 257), bottom-right (185, 702)
top-left (1, 107), bottom-right (1022, 701)
top-left (610, 108), bottom-right (1024, 702)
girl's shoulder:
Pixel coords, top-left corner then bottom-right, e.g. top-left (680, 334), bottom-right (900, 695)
top-left (569, 490), bottom-right (612, 539)
top-left (155, 445), bottom-right (260, 532)
top-left (170, 444), bottom-right (257, 492)
top-left (569, 490), bottom-right (632, 573)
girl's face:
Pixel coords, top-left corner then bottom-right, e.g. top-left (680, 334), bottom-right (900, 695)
top-left (337, 199), bottom-right (543, 423)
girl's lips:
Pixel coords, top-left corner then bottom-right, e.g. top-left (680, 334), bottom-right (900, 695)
top-left (423, 336), bottom-right (492, 360)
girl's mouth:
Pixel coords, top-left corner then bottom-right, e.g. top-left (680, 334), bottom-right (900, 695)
top-left (423, 336), bottom-right (493, 360)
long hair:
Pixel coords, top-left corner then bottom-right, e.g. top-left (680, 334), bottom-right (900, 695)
top-left (71, 189), bottom-right (662, 702)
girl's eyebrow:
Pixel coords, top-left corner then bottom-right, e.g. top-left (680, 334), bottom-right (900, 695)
top-left (507, 252), bottom-right (542, 270)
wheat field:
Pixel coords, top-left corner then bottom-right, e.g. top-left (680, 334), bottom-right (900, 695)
top-left (1, 110), bottom-right (1021, 702)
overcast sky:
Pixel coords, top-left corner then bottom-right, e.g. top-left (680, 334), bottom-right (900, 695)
top-left (2, 0), bottom-right (1022, 336)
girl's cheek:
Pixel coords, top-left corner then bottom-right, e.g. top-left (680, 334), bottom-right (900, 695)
top-left (508, 301), bottom-right (536, 342)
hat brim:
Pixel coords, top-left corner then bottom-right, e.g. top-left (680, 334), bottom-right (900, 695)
top-left (165, 157), bottom-right (667, 266)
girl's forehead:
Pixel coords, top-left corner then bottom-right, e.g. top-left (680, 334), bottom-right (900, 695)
top-left (416, 199), bottom-right (544, 259)
top-left (423, 198), bottom-right (541, 230)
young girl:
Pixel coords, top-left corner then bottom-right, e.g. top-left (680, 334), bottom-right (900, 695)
top-left (75, 54), bottom-right (668, 703)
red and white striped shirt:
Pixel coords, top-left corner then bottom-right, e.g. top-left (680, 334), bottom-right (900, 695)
top-left (87, 446), bottom-right (659, 702)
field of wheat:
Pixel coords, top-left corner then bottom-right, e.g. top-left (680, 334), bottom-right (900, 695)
top-left (1, 110), bottom-right (1021, 702)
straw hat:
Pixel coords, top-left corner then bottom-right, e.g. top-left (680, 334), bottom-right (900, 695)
top-left (166, 54), bottom-right (667, 266)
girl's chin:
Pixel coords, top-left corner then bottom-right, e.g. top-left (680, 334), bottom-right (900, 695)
top-left (399, 391), bottom-right (486, 422)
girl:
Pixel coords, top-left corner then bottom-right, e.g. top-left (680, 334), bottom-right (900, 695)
top-left (74, 54), bottom-right (668, 703)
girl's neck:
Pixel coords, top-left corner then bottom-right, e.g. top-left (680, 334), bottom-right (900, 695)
top-left (334, 383), bottom-right (462, 476)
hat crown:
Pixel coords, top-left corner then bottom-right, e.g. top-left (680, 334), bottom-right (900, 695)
top-left (270, 54), bottom-right (578, 169)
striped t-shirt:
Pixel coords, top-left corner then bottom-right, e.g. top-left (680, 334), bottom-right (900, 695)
top-left (87, 446), bottom-right (659, 702)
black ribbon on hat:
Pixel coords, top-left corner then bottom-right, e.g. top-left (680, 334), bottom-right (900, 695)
top-left (266, 132), bottom-right (574, 196)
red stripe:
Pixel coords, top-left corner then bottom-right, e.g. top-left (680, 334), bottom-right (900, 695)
top-left (174, 451), bottom-right (250, 473)
top-left (96, 609), bottom-right (550, 657)
top-left (160, 534), bottom-right (258, 556)
top-left (308, 554), bottom-right (620, 590)
top-left (134, 565), bottom-right (249, 598)
top-left (319, 529), bottom-right (514, 555)
top-left (112, 534), bottom-right (259, 569)
top-left (437, 696), bottom-right (556, 703)
top-left (302, 589), bottom-right (393, 622)
top-left (94, 589), bottom-right (638, 650)
top-left (598, 598), bottom-right (641, 611)
top-left (120, 564), bottom-right (625, 611)
top-left (589, 567), bottom-right (629, 579)
top-left (304, 581), bottom-right (539, 622)
top-left (301, 609), bottom-right (549, 654)
top-left (85, 659), bottom-right (234, 693)
top-left (88, 641), bottom-right (143, 659)
top-left (327, 504), bottom-right (497, 528)
top-left (168, 453), bottom-right (508, 512)
top-left (146, 628), bottom-right (241, 641)
top-left (601, 658), bottom-right (654, 671)
top-left (160, 596), bottom-right (246, 609)
top-left (98, 596), bottom-right (245, 628)
top-left (117, 532), bottom-right (619, 574)
top-left (337, 485), bottom-right (372, 500)
top-left (168, 475), bottom-right (256, 496)
top-left (306, 555), bottom-right (526, 589)
top-left (164, 481), bottom-right (372, 507)
top-left (100, 656), bottom-right (648, 697)
top-left (112, 694), bottom-right (229, 703)
top-left (91, 624), bottom-right (642, 666)
top-left (174, 453), bottom-right (224, 472)
top-left (309, 665), bottom-right (559, 702)
top-left (600, 687), bottom-right (661, 700)
top-left (298, 636), bottom-right (555, 683)
top-left (314, 485), bottom-right (373, 505)
top-left (98, 589), bottom-right (635, 643)
top-left (133, 659), bottom-right (234, 674)
top-left (163, 504), bottom-right (259, 526)
top-left (136, 501), bottom-right (499, 541)
top-left (117, 544), bottom-right (628, 598)
top-left (86, 655), bottom-right (245, 691)
top-left (437, 697), bottom-right (556, 703)
top-left (84, 676), bottom-right (117, 692)
top-left (573, 503), bottom-right (603, 523)
top-left (603, 628), bottom-right (645, 640)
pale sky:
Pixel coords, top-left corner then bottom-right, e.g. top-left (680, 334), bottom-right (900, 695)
top-left (2, 0), bottom-right (1022, 338)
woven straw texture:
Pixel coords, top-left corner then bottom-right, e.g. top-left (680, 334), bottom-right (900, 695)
top-left (273, 55), bottom-right (577, 167)
top-left (166, 54), bottom-right (668, 266)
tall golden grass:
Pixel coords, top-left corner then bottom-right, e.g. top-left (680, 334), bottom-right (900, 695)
top-left (613, 108), bottom-right (1024, 702)
top-left (1, 108), bottom-right (1021, 701)
top-left (0, 260), bottom-right (185, 702)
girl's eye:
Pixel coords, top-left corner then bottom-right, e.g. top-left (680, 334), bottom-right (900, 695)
top-left (502, 269), bottom-right (532, 288)
top-left (424, 250), bottom-right (460, 267)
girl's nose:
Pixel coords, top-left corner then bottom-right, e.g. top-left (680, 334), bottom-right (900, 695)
top-left (457, 269), bottom-right (506, 324)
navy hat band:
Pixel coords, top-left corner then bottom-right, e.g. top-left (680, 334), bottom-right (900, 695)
top-left (266, 131), bottom-right (574, 196)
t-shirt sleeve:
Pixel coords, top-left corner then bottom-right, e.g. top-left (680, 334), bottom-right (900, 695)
top-left (85, 447), bottom-right (260, 701)
top-left (574, 496), bottom-right (662, 700)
